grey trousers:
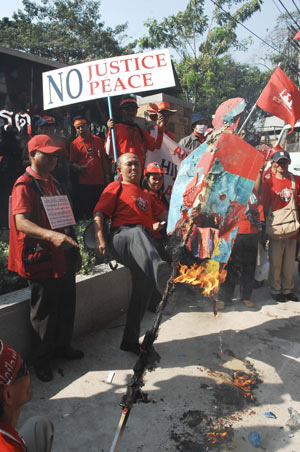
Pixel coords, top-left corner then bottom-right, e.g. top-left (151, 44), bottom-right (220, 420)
top-left (109, 225), bottom-right (163, 344)
top-left (268, 237), bottom-right (297, 294)
top-left (19, 416), bottom-right (54, 452)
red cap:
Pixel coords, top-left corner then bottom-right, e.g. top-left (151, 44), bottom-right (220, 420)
top-left (120, 96), bottom-right (138, 108)
top-left (42, 115), bottom-right (56, 125)
top-left (147, 101), bottom-right (177, 114)
top-left (144, 162), bottom-right (167, 176)
top-left (28, 134), bottom-right (61, 155)
top-left (0, 340), bottom-right (21, 395)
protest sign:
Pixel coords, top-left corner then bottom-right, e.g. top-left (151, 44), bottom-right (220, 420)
top-left (145, 130), bottom-right (191, 201)
top-left (41, 195), bottom-right (75, 230)
top-left (43, 49), bottom-right (175, 110)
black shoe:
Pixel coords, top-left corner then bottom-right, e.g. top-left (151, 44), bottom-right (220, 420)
top-left (284, 293), bottom-right (299, 302)
top-left (35, 363), bottom-right (53, 382)
top-left (271, 293), bottom-right (287, 302)
top-left (120, 342), bottom-right (141, 355)
top-left (53, 347), bottom-right (84, 360)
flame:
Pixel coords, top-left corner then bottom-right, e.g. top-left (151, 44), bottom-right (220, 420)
top-left (232, 372), bottom-right (255, 401)
top-left (174, 259), bottom-right (227, 297)
top-left (206, 431), bottom-right (228, 444)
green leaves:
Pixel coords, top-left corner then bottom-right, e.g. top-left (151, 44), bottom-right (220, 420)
top-left (0, 0), bottom-right (135, 63)
top-left (139, 0), bottom-right (267, 116)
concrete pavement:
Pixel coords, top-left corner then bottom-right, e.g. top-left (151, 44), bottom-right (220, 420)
top-left (18, 277), bottom-right (300, 452)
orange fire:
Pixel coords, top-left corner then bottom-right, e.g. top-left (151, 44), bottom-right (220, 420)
top-left (232, 372), bottom-right (255, 401)
top-left (206, 431), bottom-right (228, 444)
top-left (174, 259), bottom-right (227, 297)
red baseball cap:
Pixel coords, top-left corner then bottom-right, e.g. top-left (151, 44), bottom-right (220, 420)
top-left (144, 162), bottom-right (167, 176)
top-left (0, 340), bottom-right (21, 395)
top-left (28, 134), bottom-right (61, 155)
top-left (42, 115), bottom-right (56, 125)
top-left (147, 101), bottom-right (177, 114)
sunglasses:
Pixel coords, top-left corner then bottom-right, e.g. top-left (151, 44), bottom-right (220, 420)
top-left (15, 361), bottom-right (29, 381)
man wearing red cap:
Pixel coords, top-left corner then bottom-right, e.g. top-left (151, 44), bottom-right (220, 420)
top-left (70, 116), bottom-right (110, 219)
top-left (8, 135), bottom-right (83, 382)
top-left (105, 94), bottom-right (167, 167)
top-left (93, 153), bottom-right (171, 354)
top-left (0, 340), bottom-right (54, 451)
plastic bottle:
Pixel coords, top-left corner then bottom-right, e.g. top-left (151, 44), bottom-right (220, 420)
top-left (286, 406), bottom-right (300, 430)
top-left (248, 431), bottom-right (262, 447)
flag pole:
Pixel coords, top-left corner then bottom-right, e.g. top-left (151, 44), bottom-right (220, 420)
top-left (237, 103), bottom-right (257, 135)
top-left (237, 64), bottom-right (281, 136)
top-left (107, 96), bottom-right (118, 163)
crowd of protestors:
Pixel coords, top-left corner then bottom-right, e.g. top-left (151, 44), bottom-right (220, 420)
top-left (2, 92), bottom-right (300, 450)
top-left (2, 93), bottom-right (300, 383)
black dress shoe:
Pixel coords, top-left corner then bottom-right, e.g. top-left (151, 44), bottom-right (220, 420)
top-left (120, 342), bottom-right (141, 355)
top-left (53, 347), bottom-right (84, 360)
top-left (284, 293), bottom-right (299, 302)
top-left (35, 364), bottom-right (53, 382)
top-left (271, 293), bottom-right (287, 302)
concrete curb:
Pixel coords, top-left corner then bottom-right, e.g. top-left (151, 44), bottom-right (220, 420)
top-left (0, 264), bottom-right (132, 360)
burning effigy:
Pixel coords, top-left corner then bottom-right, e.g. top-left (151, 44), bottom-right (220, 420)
top-left (109, 99), bottom-right (266, 451)
top-left (168, 98), bottom-right (265, 307)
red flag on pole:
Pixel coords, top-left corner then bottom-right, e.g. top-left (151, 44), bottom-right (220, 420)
top-left (256, 66), bottom-right (300, 131)
top-left (293, 30), bottom-right (300, 40)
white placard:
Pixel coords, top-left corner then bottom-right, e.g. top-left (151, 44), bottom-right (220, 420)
top-left (43, 49), bottom-right (175, 110)
top-left (41, 195), bottom-right (75, 230)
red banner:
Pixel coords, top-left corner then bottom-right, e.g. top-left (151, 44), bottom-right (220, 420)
top-left (293, 30), bottom-right (300, 40)
top-left (256, 67), bottom-right (300, 132)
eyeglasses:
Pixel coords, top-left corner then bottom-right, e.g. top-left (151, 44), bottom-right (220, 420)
top-left (15, 361), bottom-right (29, 381)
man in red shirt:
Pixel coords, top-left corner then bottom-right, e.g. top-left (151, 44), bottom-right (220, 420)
top-left (8, 135), bottom-right (83, 382)
top-left (262, 149), bottom-right (300, 302)
top-left (93, 153), bottom-right (170, 354)
top-left (105, 94), bottom-right (166, 167)
top-left (0, 340), bottom-right (54, 451)
top-left (70, 116), bottom-right (109, 219)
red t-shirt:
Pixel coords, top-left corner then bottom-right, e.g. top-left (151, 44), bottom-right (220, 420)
top-left (262, 166), bottom-right (274, 182)
top-left (70, 134), bottom-right (105, 185)
top-left (105, 123), bottom-right (163, 166)
top-left (94, 181), bottom-right (164, 231)
top-left (0, 422), bottom-right (27, 451)
top-left (262, 172), bottom-right (300, 211)
top-left (8, 167), bottom-right (67, 279)
top-left (145, 189), bottom-right (168, 238)
top-left (262, 172), bottom-right (300, 239)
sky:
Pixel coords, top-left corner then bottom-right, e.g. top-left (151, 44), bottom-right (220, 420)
top-left (0, 0), bottom-right (298, 66)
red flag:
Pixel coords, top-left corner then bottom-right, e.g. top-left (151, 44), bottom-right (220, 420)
top-left (294, 30), bottom-right (300, 40)
top-left (256, 67), bottom-right (300, 131)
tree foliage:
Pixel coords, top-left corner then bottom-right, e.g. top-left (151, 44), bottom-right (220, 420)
top-left (175, 56), bottom-right (270, 119)
top-left (139, 0), bottom-right (265, 112)
top-left (0, 0), bottom-right (135, 64)
top-left (264, 10), bottom-right (300, 86)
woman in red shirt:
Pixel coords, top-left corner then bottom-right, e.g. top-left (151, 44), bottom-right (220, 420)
top-left (142, 162), bottom-right (169, 312)
top-left (142, 162), bottom-right (169, 239)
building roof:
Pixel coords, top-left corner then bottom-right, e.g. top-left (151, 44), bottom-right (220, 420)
top-left (0, 45), bottom-right (66, 69)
